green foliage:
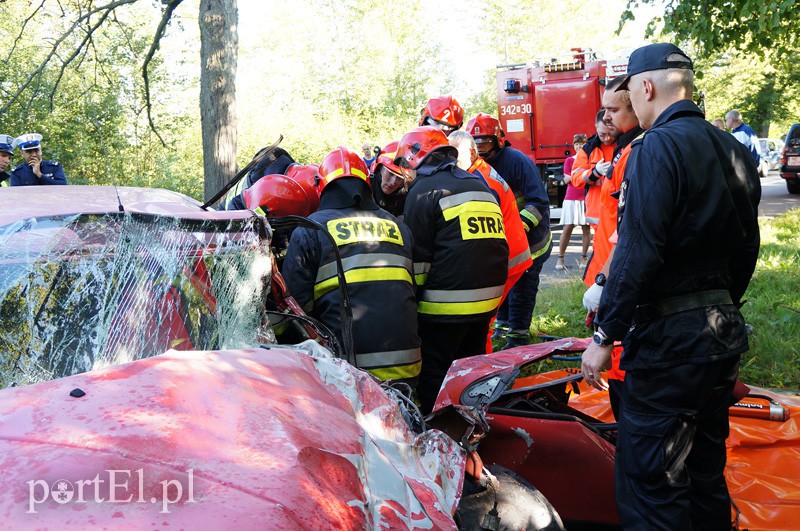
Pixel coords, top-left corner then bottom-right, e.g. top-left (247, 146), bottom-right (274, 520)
top-left (0, 1), bottom-right (203, 198)
top-left (621, 0), bottom-right (800, 58)
top-left (739, 208), bottom-right (800, 389)
top-left (530, 210), bottom-right (800, 390)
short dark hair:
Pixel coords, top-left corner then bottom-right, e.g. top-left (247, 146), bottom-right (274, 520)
top-left (595, 110), bottom-right (606, 123)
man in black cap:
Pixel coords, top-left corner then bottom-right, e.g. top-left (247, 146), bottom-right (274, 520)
top-left (580, 43), bottom-right (761, 529)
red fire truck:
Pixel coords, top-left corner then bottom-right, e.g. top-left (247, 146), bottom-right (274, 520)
top-left (495, 49), bottom-right (627, 221)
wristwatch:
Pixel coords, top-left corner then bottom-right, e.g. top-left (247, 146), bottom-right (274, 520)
top-left (593, 329), bottom-right (613, 347)
top-left (594, 273), bottom-right (606, 286)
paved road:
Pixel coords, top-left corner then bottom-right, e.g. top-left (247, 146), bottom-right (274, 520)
top-left (541, 170), bottom-right (799, 286)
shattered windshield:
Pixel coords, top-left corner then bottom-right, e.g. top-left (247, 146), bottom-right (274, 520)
top-left (0, 212), bottom-right (274, 388)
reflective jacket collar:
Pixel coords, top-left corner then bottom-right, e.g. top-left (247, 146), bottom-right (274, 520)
top-left (651, 99), bottom-right (704, 130)
top-left (416, 156), bottom-right (457, 177)
top-left (319, 178), bottom-right (380, 210)
top-left (614, 125), bottom-right (644, 158)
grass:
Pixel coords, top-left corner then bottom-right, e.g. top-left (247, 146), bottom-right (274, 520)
top-left (516, 208), bottom-right (800, 390)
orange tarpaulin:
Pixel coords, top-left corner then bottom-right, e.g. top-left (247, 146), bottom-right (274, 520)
top-left (514, 369), bottom-right (800, 531)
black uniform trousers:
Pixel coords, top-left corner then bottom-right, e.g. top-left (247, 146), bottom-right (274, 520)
top-left (417, 320), bottom-right (490, 415)
top-left (615, 356), bottom-right (739, 531)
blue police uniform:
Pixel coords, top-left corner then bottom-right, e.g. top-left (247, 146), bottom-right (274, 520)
top-left (485, 145), bottom-right (552, 346)
top-left (10, 160), bottom-right (66, 186)
top-left (597, 99), bottom-right (761, 530)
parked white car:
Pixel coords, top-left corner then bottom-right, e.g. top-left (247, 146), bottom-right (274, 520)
top-left (759, 137), bottom-right (784, 173)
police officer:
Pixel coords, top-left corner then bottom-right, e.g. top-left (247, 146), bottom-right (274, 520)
top-left (580, 43), bottom-right (761, 530)
top-left (10, 133), bottom-right (66, 186)
top-left (282, 147), bottom-right (421, 384)
top-left (0, 134), bottom-right (14, 187)
top-left (394, 126), bottom-right (508, 413)
top-left (467, 113), bottom-right (552, 348)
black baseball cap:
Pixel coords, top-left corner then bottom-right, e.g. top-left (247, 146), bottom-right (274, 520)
top-left (616, 43), bottom-right (693, 91)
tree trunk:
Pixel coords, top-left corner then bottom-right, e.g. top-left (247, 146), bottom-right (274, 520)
top-left (199, 0), bottom-right (238, 203)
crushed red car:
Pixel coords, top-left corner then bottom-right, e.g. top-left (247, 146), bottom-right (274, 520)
top-left (1, 185), bottom-right (797, 530)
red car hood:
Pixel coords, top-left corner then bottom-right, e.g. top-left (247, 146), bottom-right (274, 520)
top-left (433, 337), bottom-right (590, 411)
top-left (0, 342), bottom-right (464, 529)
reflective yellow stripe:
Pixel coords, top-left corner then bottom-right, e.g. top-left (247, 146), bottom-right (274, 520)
top-left (423, 284), bottom-right (505, 302)
top-left (413, 262), bottom-right (430, 286)
top-left (442, 200), bottom-right (502, 221)
top-left (439, 191), bottom-right (497, 211)
top-left (509, 247), bottom-right (532, 269)
top-left (520, 207), bottom-right (540, 228)
top-left (314, 267), bottom-right (412, 300)
top-left (531, 231), bottom-right (552, 261)
top-left (418, 296), bottom-right (503, 316)
top-left (367, 360), bottom-right (422, 381)
top-left (356, 347), bottom-right (421, 369)
top-left (418, 284), bottom-right (505, 315)
top-left (324, 167), bottom-right (368, 184)
top-left (254, 206), bottom-right (267, 216)
top-left (317, 254), bottom-right (412, 284)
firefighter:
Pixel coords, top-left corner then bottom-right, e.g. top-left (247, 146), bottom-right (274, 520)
top-left (448, 130), bottom-right (532, 353)
top-left (580, 43), bottom-right (760, 530)
top-left (282, 147), bottom-right (421, 384)
top-left (368, 141), bottom-right (409, 217)
top-left (0, 134), bottom-right (14, 187)
top-left (10, 133), bottom-right (66, 186)
top-left (581, 74), bottom-right (643, 420)
top-left (419, 95), bottom-right (465, 137)
top-left (394, 126), bottom-right (508, 413)
top-left (570, 112), bottom-right (616, 232)
top-left (466, 113), bottom-right (552, 349)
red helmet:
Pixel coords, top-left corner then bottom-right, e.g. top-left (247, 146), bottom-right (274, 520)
top-left (419, 95), bottom-right (465, 132)
top-left (243, 174), bottom-right (317, 217)
top-left (466, 113), bottom-right (506, 144)
top-left (371, 141), bottom-right (402, 175)
top-left (284, 163), bottom-right (322, 212)
top-left (394, 126), bottom-right (456, 170)
top-left (318, 146), bottom-right (369, 190)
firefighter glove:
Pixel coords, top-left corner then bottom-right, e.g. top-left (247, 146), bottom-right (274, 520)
top-left (583, 283), bottom-right (603, 312)
top-left (595, 159), bottom-right (611, 178)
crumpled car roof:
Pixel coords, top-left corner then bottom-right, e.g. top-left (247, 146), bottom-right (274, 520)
top-left (0, 185), bottom-right (253, 225)
top-left (0, 341), bottom-right (464, 528)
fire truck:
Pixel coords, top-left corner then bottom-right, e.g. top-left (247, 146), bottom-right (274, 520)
top-left (495, 49), bottom-right (627, 221)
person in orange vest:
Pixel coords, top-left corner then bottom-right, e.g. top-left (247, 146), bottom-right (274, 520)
top-left (570, 112), bottom-right (617, 233)
top-left (448, 130), bottom-right (533, 352)
top-left (581, 75), bottom-right (643, 419)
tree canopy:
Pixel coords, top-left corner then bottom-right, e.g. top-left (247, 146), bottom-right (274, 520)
top-left (620, 0), bottom-right (800, 136)
top-left (622, 0), bottom-right (800, 57)
top-left (2, 0), bottom-right (799, 199)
